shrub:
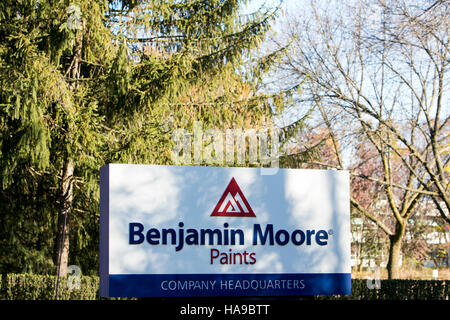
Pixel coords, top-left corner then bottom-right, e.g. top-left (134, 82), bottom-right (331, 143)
top-left (316, 279), bottom-right (449, 300)
top-left (0, 274), bottom-right (448, 300)
top-left (0, 273), bottom-right (99, 300)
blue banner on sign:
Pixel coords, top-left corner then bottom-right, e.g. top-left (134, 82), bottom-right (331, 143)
top-left (108, 273), bottom-right (351, 297)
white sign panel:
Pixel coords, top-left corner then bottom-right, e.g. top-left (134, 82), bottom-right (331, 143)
top-left (100, 164), bottom-right (351, 297)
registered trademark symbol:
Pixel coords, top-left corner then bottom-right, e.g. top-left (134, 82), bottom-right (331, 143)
top-left (328, 229), bottom-right (334, 235)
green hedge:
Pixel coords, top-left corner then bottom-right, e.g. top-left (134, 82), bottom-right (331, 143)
top-left (0, 274), bottom-right (99, 300)
top-left (317, 279), bottom-right (449, 300)
top-left (0, 274), bottom-right (448, 300)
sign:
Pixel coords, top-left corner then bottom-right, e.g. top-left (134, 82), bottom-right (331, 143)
top-left (100, 164), bottom-right (351, 297)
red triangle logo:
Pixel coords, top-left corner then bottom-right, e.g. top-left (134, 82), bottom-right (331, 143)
top-left (211, 177), bottom-right (256, 217)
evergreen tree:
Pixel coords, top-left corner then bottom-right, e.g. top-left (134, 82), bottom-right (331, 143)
top-left (0, 0), bottom-right (285, 277)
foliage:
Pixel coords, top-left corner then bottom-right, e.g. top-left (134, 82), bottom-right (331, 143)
top-left (270, 0), bottom-right (449, 279)
top-left (0, 273), bottom-right (99, 300)
top-left (0, 0), bottom-right (285, 275)
top-left (317, 279), bottom-right (449, 300)
top-left (0, 274), bottom-right (448, 300)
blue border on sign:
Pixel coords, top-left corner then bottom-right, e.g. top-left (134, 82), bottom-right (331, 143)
top-left (99, 165), bottom-right (110, 297)
top-left (107, 273), bottom-right (351, 297)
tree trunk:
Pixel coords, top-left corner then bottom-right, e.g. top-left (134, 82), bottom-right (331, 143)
top-left (56, 28), bottom-right (82, 279)
top-left (357, 243), bottom-right (363, 272)
top-left (386, 221), bottom-right (405, 279)
top-left (56, 157), bottom-right (74, 277)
